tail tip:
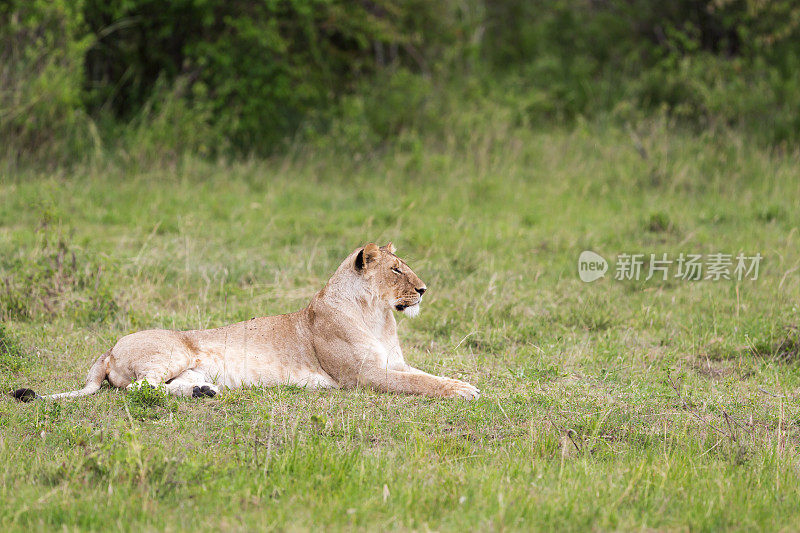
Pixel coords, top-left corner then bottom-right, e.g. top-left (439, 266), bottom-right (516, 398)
top-left (11, 388), bottom-right (37, 402)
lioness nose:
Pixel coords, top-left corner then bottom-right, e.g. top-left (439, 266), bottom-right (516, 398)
top-left (416, 287), bottom-right (426, 295)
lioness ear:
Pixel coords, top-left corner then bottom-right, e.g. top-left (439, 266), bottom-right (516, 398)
top-left (355, 243), bottom-right (380, 270)
top-left (381, 242), bottom-right (396, 254)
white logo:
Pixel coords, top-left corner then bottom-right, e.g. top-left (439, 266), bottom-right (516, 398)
top-left (578, 251), bottom-right (608, 282)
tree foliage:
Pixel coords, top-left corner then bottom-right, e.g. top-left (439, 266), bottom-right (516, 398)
top-left (2, 0), bottom-right (800, 162)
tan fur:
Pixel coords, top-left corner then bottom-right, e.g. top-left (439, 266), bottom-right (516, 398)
top-left (36, 243), bottom-right (480, 400)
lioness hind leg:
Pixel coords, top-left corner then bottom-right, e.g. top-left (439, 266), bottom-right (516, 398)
top-left (165, 369), bottom-right (220, 398)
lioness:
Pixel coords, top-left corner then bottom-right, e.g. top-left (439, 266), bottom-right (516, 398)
top-left (12, 243), bottom-right (480, 402)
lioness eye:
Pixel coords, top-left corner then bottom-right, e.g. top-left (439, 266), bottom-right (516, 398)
top-left (391, 267), bottom-right (402, 275)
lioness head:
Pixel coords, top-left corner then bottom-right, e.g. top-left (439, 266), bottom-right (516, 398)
top-left (355, 242), bottom-right (427, 317)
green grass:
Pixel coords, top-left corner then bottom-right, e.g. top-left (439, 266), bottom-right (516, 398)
top-left (1, 120), bottom-right (800, 531)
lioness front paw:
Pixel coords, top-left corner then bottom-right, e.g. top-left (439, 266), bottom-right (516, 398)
top-left (440, 378), bottom-right (481, 400)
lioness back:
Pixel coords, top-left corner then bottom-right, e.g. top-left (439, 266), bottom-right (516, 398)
top-left (107, 310), bottom-right (333, 390)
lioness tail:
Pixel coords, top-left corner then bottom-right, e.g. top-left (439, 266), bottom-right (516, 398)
top-left (11, 351), bottom-right (109, 402)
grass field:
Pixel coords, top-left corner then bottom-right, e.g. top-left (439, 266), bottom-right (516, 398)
top-left (1, 120), bottom-right (800, 531)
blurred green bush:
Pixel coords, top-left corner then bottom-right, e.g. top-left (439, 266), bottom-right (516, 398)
top-left (1, 0), bottom-right (799, 164)
top-left (0, 0), bottom-right (94, 165)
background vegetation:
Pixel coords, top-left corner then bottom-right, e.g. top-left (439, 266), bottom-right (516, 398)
top-left (2, 1), bottom-right (800, 531)
top-left (2, 0), bottom-right (800, 166)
